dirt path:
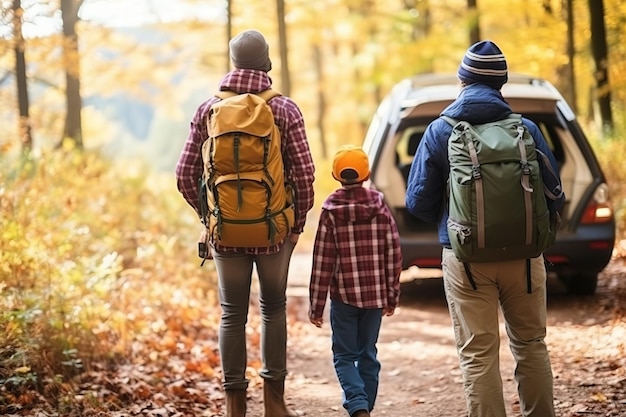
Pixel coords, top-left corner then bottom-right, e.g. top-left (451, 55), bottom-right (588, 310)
top-left (242, 251), bottom-right (626, 417)
top-left (285, 280), bottom-right (469, 417)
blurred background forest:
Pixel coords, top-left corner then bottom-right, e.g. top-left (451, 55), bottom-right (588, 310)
top-left (1, 0), bottom-right (626, 415)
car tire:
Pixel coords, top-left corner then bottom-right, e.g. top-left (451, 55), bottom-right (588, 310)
top-left (562, 273), bottom-right (598, 295)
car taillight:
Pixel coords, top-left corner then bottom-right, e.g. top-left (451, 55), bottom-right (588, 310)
top-left (580, 183), bottom-right (614, 224)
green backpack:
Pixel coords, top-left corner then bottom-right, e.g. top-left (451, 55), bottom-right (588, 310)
top-left (199, 89), bottom-right (295, 248)
top-left (442, 114), bottom-right (557, 263)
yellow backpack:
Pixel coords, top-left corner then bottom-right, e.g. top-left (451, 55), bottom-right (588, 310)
top-left (200, 89), bottom-right (295, 248)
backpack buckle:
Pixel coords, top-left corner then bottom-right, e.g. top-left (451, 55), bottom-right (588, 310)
top-left (520, 161), bottom-right (530, 175)
top-left (471, 165), bottom-right (482, 179)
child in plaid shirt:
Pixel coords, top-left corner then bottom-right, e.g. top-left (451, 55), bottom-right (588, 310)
top-left (309, 145), bottom-right (402, 417)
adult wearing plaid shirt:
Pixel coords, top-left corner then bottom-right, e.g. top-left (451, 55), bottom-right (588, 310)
top-left (309, 145), bottom-right (402, 417)
top-left (176, 29), bottom-right (315, 417)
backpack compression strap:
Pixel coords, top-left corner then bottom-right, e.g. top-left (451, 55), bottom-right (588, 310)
top-left (442, 116), bottom-right (486, 248)
top-left (461, 125), bottom-right (486, 248)
top-left (254, 89), bottom-right (282, 186)
top-left (515, 124), bottom-right (534, 246)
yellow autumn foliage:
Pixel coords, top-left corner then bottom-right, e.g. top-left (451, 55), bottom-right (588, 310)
top-left (0, 143), bottom-right (218, 385)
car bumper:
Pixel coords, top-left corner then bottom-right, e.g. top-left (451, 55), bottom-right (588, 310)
top-left (399, 223), bottom-right (615, 275)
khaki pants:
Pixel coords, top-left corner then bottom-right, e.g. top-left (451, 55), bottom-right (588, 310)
top-left (441, 248), bottom-right (556, 417)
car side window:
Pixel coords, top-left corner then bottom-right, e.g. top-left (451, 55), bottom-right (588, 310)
top-left (525, 114), bottom-right (566, 168)
top-left (395, 127), bottom-right (425, 184)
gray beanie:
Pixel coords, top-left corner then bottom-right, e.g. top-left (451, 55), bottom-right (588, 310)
top-left (229, 29), bottom-right (272, 72)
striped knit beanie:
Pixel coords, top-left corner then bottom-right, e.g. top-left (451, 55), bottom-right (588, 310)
top-left (457, 40), bottom-right (508, 90)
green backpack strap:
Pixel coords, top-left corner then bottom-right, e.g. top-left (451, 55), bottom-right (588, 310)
top-left (444, 116), bottom-right (486, 247)
top-left (441, 115), bottom-right (459, 126)
top-left (441, 113), bottom-right (523, 126)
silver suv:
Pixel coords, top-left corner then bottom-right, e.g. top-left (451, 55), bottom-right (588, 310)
top-left (363, 73), bottom-right (615, 294)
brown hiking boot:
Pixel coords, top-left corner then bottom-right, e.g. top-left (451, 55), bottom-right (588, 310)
top-left (351, 410), bottom-right (370, 417)
top-left (263, 378), bottom-right (299, 417)
top-left (225, 389), bottom-right (247, 417)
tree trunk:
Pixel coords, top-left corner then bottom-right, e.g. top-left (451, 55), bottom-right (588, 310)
top-left (554, 0), bottom-right (577, 112)
top-left (564, 0), bottom-right (577, 112)
top-left (12, 0), bottom-right (33, 153)
top-left (276, 0), bottom-right (290, 96)
top-left (468, 0), bottom-right (480, 45)
top-left (313, 44), bottom-right (327, 159)
top-left (226, 0), bottom-right (232, 73)
top-left (61, 0), bottom-right (84, 148)
top-left (404, 0), bottom-right (431, 42)
top-left (588, 0), bottom-right (613, 131)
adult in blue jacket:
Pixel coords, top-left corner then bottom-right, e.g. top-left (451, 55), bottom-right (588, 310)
top-left (405, 41), bottom-right (562, 417)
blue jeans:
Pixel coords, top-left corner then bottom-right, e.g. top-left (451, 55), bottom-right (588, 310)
top-left (330, 299), bottom-right (383, 416)
top-left (212, 240), bottom-right (296, 390)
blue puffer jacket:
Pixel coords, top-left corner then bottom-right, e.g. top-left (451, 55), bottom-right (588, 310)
top-left (405, 83), bottom-right (565, 248)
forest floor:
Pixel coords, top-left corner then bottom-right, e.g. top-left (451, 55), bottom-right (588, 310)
top-left (240, 250), bottom-right (626, 417)
top-left (4, 249), bottom-right (625, 417)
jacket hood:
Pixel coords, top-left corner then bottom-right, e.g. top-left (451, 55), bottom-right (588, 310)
top-left (322, 186), bottom-right (387, 222)
top-left (441, 83), bottom-right (512, 124)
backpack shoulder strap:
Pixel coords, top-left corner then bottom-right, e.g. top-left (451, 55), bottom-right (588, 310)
top-left (214, 89), bottom-right (282, 102)
top-left (256, 88), bottom-right (282, 103)
top-left (214, 90), bottom-right (238, 100)
top-left (507, 113), bottom-right (523, 122)
top-left (442, 113), bottom-right (523, 127)
top-left (441, 115), bottom-right (459, 126)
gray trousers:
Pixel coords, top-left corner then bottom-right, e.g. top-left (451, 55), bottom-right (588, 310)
top-left (441, 248), bottom-right (556, 417)
top-left (211, 240), bottom-right (296, 390)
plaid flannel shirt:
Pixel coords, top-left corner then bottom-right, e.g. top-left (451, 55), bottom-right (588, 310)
top-left (175, 69), bottom-right (315, 255)
top-left (309, 186), bottom-right (402, 320)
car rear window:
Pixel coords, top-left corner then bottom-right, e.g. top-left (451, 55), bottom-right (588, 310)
top-left (391, 111), bottom-right (568, 189)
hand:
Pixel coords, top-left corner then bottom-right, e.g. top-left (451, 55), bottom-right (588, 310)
top-left (310, 317), bottom-right (323, 328)
top-left (383, 307), bottom-right (396, 317)
top-left (198, 228), bottom-right (208, 243)
top-left (288, 233), bottom-right (300, 245)
top-left (198, 227), bottom-right (212, 260)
